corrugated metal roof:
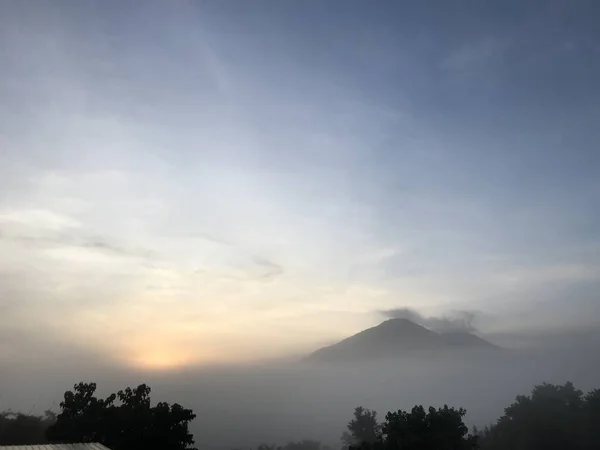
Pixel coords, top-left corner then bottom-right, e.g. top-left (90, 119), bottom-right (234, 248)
top-left (0, 444), bottom-right (110, 450)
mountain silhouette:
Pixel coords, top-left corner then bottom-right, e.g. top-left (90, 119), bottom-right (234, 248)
top-left (439, 330), bottom-right (497, 348)
top-left (306, 318), bottom-right (497, 362)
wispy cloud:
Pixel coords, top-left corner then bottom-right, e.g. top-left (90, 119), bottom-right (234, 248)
top-left (0, 209), bottom-right (156, 260)
top-left (251, 257), bottom-right (285, 280)
top-left (379, 307), bottom-right (480, 333)
top-left (0, 209), bottom-right (81, 231)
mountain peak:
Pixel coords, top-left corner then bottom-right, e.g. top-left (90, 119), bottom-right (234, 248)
top-left (305, 319), bottom-right (497, 363)
top-left (380, 317), bottom-right (420, 326)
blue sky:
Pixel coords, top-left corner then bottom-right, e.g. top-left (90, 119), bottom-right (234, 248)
top-left (1, 0), bottom-right (599, 369)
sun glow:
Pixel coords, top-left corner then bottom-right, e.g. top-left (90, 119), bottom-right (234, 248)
top-left (121, 335), bottom-right (217, 371)
top-left (130, 348), bottom-right (197, 370)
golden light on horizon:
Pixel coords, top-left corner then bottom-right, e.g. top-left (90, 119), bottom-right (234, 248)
top-left (130, 347), bottom-right (197, 370)
top-left (117, 326), bottom-right (256, 370)
top-left (119, 333), bottom-right (218, 371)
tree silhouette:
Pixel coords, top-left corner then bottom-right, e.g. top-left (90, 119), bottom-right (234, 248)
top-left (342, 406), bottom-right (381, 448)
top-left (0, 410), bottom-right (56, 445)
top-left (344, 404), bottom-right (475, 450)
top-left (584, 388), bottom-right (600, 450)
top-left (381, 405), bottom-right (474, 450)
top-left (477, 382), bottom-right (600, 450)
top-left (46, 382), bottom-right (196, 450)
top-left (4, 379), bottom-right (600, 450)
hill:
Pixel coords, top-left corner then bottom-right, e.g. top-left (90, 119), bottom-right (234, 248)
top-left (306, 318), bottom-right (497, 362)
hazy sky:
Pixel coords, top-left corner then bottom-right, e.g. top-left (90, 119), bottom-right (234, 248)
top-left (1, 0), bottom-right (599, 371)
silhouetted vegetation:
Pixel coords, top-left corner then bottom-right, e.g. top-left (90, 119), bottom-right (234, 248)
top-left (46, 382), bottom-right (196, 450)
top-left (3, 381), bottom-right (600, 450)
top-left (336, 382), bottom-right (600, 450)
top-left (477, 382), bottom-right (600, 450)
top-left (0, 410), bottom-right (55, 444)
top-left (343, 404), bottom-right (475, 450)
top-left (341, 406), bottom-right (381, 448)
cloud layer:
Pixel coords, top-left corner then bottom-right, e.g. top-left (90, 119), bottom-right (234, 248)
top-left (380, 307), bottom-right (479, 333)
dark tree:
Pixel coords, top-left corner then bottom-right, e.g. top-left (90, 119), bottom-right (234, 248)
top-left (584, 389), bottom-right (600, 450)
top-left (46, 382), bottom-right (196, 450)
top-left (477, 382), bottom-right (600, 450)
top-left (382, 405), bottom-right (475, 450)
top-left (343, 404), bottom-right (474, 450)
top-left (342, 406), bottom-right (381, 448)
top-left (0, 410), bottom-right (56, 445)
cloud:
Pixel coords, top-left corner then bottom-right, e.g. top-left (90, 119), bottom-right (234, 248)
top-left (379, 307), bottom-right (480, 333)
top-left (0, 209), bottom-right (81, 231)
top-left (251, 257), bottom-right (285, 280)
top-left (79, 239), bottom-right (155, 259)
top-left (0, 207), bottom-right (156, 260)
top-left (0, 225), bottom-right (155, 261)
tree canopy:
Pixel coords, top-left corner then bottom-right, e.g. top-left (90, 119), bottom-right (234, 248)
top-left (342, 406), bottom-right (381, 448)
top-left (478, 382), bottom-right (600, 450)
top-left (46, 382), bottom-right (196, 450)
top-left (381, 405), bottom-right (475, 450)
top-left (343, 404), bottom-right (475, 450)
top-left (3, 380), bottom-right (600, 450)
top-left (0, 410), bottom-right (55, 445)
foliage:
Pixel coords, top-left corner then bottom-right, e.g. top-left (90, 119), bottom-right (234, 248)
top-left (381, 405), bottom-right (475, 450)
top-left (343, 404), bottom-right (475, 450)
top-left (342, 406), bottom-right (381, 448)
top-left (3, 379), bottom-right (600, 450)
top-left (46, 382), bottom-right (196, 450)
top-left (477, 382), bottom-right (600, 450)
top-left (341, 382), bottom-right (600, 450)
top-left (0, 410), bottom-right (56, 445)
top-left (584, 388), bottom-right (600, 450)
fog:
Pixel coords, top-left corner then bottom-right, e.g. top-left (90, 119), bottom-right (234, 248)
top-left (2, 327), bottom-right (600, 450)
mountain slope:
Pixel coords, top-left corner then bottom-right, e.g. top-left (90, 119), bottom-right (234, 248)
top-left (306, 318), bottom-right (497, 362)
top-left (440, 331), bottom-right (499, 349)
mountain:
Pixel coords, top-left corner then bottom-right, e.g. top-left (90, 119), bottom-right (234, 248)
top-left (306, 318), bottom-right (497, 362)
top-left (439, 331), bottom-right (498, 349)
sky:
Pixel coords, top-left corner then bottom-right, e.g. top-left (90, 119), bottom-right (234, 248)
top-left (1, 0), bottom-right (600, 372)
